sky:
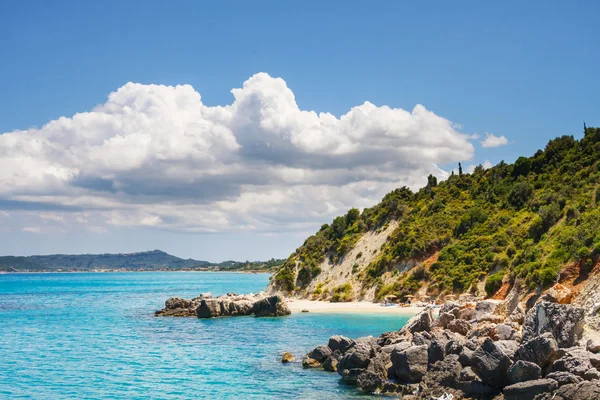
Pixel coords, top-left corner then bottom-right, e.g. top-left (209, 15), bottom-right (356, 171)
top-left (0, 0), bottom-right (599, 261)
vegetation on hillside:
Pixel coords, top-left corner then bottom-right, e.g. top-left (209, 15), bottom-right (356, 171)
top-left (272, 125), bottom-right (600, 301)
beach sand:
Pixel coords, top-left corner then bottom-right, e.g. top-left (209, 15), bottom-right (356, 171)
top-left (287, 299), bottom-right (429, 315)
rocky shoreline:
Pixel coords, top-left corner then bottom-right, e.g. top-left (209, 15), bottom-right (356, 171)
top-left (299, 300), bottom-right (600, 399)
top-left (154, 292), bottom-right (291, 318)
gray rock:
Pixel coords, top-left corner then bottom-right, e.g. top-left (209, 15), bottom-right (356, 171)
top-left (445, 339), bottom-right (464, 356)
top-left (459, 347), bottom-right (474, 367)
top-left (474, 300), bottom-right (502, 320)
top-left (522, 302), bottom-right (585, 348)
top-left (503, 378), bottom-right (558, 400)
top-left (496, 323), bottom-right (520, 341)
top-left (507, 360), bottom-right (542, 383)
top-left (545, 371), bottom-right (583, 386)
top-left (309, 345), bottom-right (332, 362)
top-left (552, 348), bottom-right (593, 378)
top-left (340, 368), bottom-right (363, 385)
top-left (400, 307), bottom-right (434, 334)
top-left (534, 380), bottom-right (600, 400)
top-left (471, 338), bottom-right (513, 388)
top-left (337, 342), bottom-right (375, 375)
top-left (583, 368), bottom-right (600, 381)
top-left (587, 339), bottom-right (600, 354)
top-left (428, 338), bottom-right (446, 365)
top-left (252, 295), bottom-right (291, 317)
top-left (459, 366), bottom-right (478, 382)
top-left (196, 299), bottom-right (223, 318)
top-left (328, 335), bottom-right (354, 353)
top-left (496, 340), bottom-right (520, 360)
top-left (437, 312), bottom-right (456, 328)
top-left (447, 319), bottom-right (472, 336)
top-left (439, 302), bottom-right (460, 316)
top-left (322, 356), bottom-right (338, 372)
top-left (514, 332), bottom-right (559, 369)
top-left (382, 341), bottom-right (411, 354)
top-left (356, 370), bottom-right (386, 393)
top-left (391, 344), bottom-right (429, 383)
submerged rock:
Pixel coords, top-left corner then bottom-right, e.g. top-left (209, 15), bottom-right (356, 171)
top-left (281, 352), bottom-right (295, 363)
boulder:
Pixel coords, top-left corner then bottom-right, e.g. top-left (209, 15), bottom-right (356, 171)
top-left (458, 306), bottom-right (476, 321)
top-left (545, 371), bottom-right (583, 386)
top-left (437, 312), bottom-right (456, 328)
top-left (356, 370), bottom-right (386, 393)
top-left (337, 342), bottom-right (375, 375)
top-left (583, 368), bottom-right (600, 380)
top-left (552, 348), bottom-right (594, 378)
top-left (309, 345), bottom-right (332, 362)
top-left (471, 338), bottom-right (513, 388)
top-left (459, 347), bottom-right (474, 367)
top-left (322, 355), bottom-right (339, 372)
top-left (281, 352), bottom-right (295, 363)
top-left (447, 319), bottom-right (472, 336)
top-left (400, 307), bottom-right (434, 334)
top-left (496, 323), bottom-right (520, 341)
top-left (468, 322), bottom-right (499, 341)
top-left (507, 360), bottom-right (542, 383)
top-left (419, 355), bottom-right (464, 398)
top-left (328, 335), bottom-right (354, 353)
top-left (514, 333), bottom-right (559, 369)
top-left (587, 339), bottom-right (600, 354)
top-left (534, 380), bottom-right (600, 400)
top-left (196, 299), bottom-right (223, 318)
top-left (340, 368), bottom-right (362, 385)
top-left (252, 295), bottom-right (291, 317)
top-left (391, 345), bottom-right (428, 383)
top-left (302, 356), bottom-right (321, 368)
top-left (541, 283), bottom-right (573, 304)
top-left (495, 340), bottom-right (520, 360)
top-left (522, 302), bottom-right (585, 348)
top-left (507, 304), bottom-right (525, 325)
top-left (474, 300), bottom-right (502, 321)
top-left (503, 378), bottom-right (558, 400)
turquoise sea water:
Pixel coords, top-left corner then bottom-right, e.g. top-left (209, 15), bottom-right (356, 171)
top-left (0, 272), bottom-right (410, 399)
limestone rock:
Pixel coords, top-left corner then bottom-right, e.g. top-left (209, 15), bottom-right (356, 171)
top-left (400, 307), bottom-right (434, 334)
top-left (471, 338), bottom-right (513, 388)
top-left (337, 342), bottom-right (375, 375)
top-left (507, 360), bottom-right (542, 383)
top-left (502, 378), bottom-right (558, 400)
top-left (252, 295), bottom-right (291, 317)
top-left (514, 333), bottom-right (559, 369)
top-left (391, 344), bottom-right (428, 383)
top-left (309, 345), bottom-right (332, 363)
top-left (323, 355), bottom-right (339, 372)
top-left (522, 302), bottom-right (584, 348)
top-left (447, 319), bottom-right (472, 336)
top-left (302, 356), bottom-right (321, 369)
top-left (328, 335), bottom-right (354, 353)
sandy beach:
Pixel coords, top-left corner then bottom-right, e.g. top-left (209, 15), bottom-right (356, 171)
top-left (287, 299), bottom-right (430, 315)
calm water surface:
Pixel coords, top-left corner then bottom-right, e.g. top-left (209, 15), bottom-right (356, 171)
top-left (0, 272), bottom-right (409, 399)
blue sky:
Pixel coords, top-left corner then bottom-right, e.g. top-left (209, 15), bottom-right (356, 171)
top-left (0, 0), bottom-right (598, 260)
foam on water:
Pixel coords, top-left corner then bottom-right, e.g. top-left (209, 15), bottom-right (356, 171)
top-left (0, 272), bottom-right (409, 399)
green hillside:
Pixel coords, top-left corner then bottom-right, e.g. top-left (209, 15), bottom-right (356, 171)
top-left (271, 125), bottom-right (600, 300)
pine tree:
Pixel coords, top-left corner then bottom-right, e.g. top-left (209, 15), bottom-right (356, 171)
top-left (458, 162), bottom-right (463, 176)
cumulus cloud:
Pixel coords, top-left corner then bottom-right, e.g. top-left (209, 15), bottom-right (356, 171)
top-left (0, 73), bottom-right (475, 233)
top-left (480, 132), bottom-right (509, 148)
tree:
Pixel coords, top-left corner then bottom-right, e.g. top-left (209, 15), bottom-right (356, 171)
top-left (427, 174), bottom-right (438, 188)
top-left (458, 163), bottom-right (463, 176)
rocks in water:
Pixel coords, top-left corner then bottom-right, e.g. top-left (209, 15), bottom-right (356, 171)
top-left (391, 344), bottom-right (428, 383)
top-left (503, 378), bottom-right (558, 400)
top-left (252, 295), bottom-right (291, 317)
top-left (507, 360), bottom-right (542, 383)
top-left (301, 309), bottom-right (309, 313)
top-left (302, 356), bottom-right (321, 369)
top-left (281, 352), bottom-right (295, 363)
top-left (514, 332), bottom-right (559, 369)
top-left (322, 355), bottom-right (339, 372)
top-left (522, 302), bottom-right (585, 348)
top-left (328, 335), bottom-right (354, 353)
top-left (154, 295), bottom-right (209, 317)
top-left (471, 338), bottom-right (513, 388)
top-left (309, 345), bottom-right (332, 362)
top-left (400, 307), bottom-right (434, 334)
top-left (337, 342), bottom-right (375, 374)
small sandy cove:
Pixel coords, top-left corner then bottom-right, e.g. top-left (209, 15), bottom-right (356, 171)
top-left (287, 299), bottom-right (430, 315)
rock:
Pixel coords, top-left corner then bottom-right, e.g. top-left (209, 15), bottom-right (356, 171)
top-left (522, 302), bottom-right (585, 348)
top-left (400, 307), bottom-right (434, 334)
top-left (154, 297), bottom-right (199, 316)
top-left (534, 380), bottom-right (600, 400)
top-left (514, 333), bottom-right (559, 369)
top-left (281, 352), bottom-right (295, 363)
top-left (428, 338), bottom-right (446, 365)
top-left (495, 340), bottom-right (520, 360)
top-left (196, 299), bottom-right (223, 318)
top-left (502, 378), bottom-right (558, 400)
top-left (471, 338), bottom-right (513, 388)
top-left (445, 339), bottom-right (464, 356)
top-left (507, 304), bottom-right (525, 325)
top-left (587, 339), bottom-right (600, 353)
top-left (459, 347), bottom-right (475, 367)
top-left (507, 360), bottom-right (542, 383)
top-left (411, 331), bottom-right (431, 346)
top-left (252, 295), bottom-right (291, 317)
top-left (340, 368), bottom-right (362, 385)
top-left (447, 319), bottom-right (472, 336)
top-left (309, 345), bottom-right (332, 362)
top-left (583, 368), bottom-right (600, 380)
top-left (459, 366), bottom-right (479, 382)
top-left (328, 335), bottom-right (354, 353)
top-left (323, 355), bottom-right (338, 372)
top-left (437, 312), bottom-right (456, 328)
top-left (356, 370), bottom-right (386, 393)
top-left (337, 342), bottom-right (375, 375)
top-left (474, 300), bottom-right (503, 321)
top-left (468, 322), bottom-right (500, 341)
top-left (301, 309), bottom-right (309, 313)
top-left (541, 283), bottom-right (573, 304)
top-left (545, 371), bottom-right (583, 386)
top-left (302, 356), bottom-right (321, 369)
top-left (552, 348), bottom-right (594, 378)
top-left (391, 344), bottom-right (428, 383)
top-left (419, 355), bottom-right (464, 398)
top-left (496, 324), bottom-right (520, 341)
top-left (439, 302), bottom-right (460, 316)
top-left (458, 306), bottom-right (476, 321)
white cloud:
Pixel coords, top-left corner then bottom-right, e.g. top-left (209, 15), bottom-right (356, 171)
top-left (0, 73), bottom-right (475, 234)
top-left (480, 132), bottom-right (509, 148)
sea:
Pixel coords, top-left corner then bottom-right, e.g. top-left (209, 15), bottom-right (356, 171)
top-left (0, 272), bottom-right (410, 399)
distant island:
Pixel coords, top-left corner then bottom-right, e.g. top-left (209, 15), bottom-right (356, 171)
top-left (0, 249), bottom-right (283, 273)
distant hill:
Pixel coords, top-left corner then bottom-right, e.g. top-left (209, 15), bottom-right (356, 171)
top-left (0, 250), bottom-right (284, 272)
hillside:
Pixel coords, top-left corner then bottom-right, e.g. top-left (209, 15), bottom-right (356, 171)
top-left (0, 250), bottom-right (284, 272)
top-left (267, 125), bottom-right (600, 307)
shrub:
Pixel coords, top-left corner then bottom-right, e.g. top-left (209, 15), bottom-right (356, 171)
top-left (484, 271), bottom-right (505, 297)
top-left (331, 283), bottom-right (353, 302)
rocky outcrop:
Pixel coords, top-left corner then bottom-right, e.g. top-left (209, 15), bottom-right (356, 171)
top-left (298, 297), bottom-right (600, 398)
top-left (156, 292), bottom-right (291, 318)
